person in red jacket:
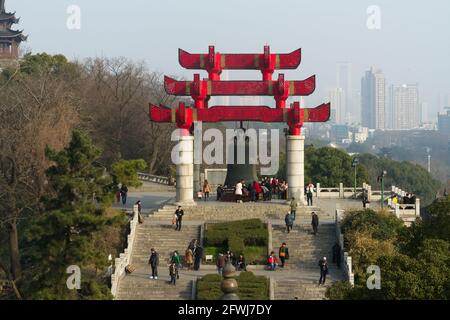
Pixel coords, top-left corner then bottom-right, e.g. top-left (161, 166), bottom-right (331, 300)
top-left (253, 180), bottom-right (262, 201)
top-left (267, 251), bottom-right (278, 271)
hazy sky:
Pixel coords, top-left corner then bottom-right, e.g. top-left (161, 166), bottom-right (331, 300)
top-left (7, 0), bottom-right (450, 120)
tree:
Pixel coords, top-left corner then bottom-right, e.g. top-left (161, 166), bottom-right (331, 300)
top-left (111, 159), bottom-right (147, 188)
top-left (21, 131), bottom-right (116, 299)
top-left (304, 147), bottom-right (369, 187)
top-left (358, 153), bottom-right (440, 206)
top-left (0, 53), bottom-right (80, 281)
top-left (79, 57), bottom-right (177, 173)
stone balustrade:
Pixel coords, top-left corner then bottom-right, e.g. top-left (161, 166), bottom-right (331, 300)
top-left (111, 205), bottom-right (140, 297)
top-left (137, 172), bottom-right (170, 185)
top-left (335, 209), bottom-right (354, 286)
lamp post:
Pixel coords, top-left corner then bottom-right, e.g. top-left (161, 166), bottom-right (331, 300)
top-left (378, 170), bottom-right (387, 208)
top-left (352, 157), bottom-right (359, 199)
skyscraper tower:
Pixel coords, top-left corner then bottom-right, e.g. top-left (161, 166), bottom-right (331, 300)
top-left (361, 67), bottom-right (385, 130)
top-left (336, 62), bottom-right (352, 123)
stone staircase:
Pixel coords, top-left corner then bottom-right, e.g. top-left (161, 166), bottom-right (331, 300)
top-left (116, 221), bottom-right (200, 300)
top-left (271, 217), bottom-right (343, 300)
top-left (274, 279), bottom-right (330, 300)
top-left (149, 202), bottom-right (334, 222)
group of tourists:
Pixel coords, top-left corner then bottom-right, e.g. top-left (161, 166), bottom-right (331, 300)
top-left (147, 238), bottom-right (203, 286)
top-left (216, 251), bottom-right (247, 275)
top-left (232, 177), bottom-right (290, 203)
top-left (390, 192), bottom-right (416, 208)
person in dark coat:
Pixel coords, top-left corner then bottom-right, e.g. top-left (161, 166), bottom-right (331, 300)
top-left (169, 262), bottom-right (177, 285)
top-left (285, 212), bottom-right (294, 233)
top-left (311, 212), bottom-right (319, 235)
top-left (236, 255), bottom-right (247, 271)
top-left (279, 243), bottom-right (289, 268)
top-left (148, 248), bottom-right (159, 279)
top-left (175, 206), bottom-right (184, 231)
top-left (194, 246), bottom-right (203, 271)
top-left (216, 253), bottom-right (226, 275)
top-left (120, 185), bottom-right (128, 205)
top-left (318, 257), bottom-right (329, 285)
top-left (332, 242), bottom-right (341, 268)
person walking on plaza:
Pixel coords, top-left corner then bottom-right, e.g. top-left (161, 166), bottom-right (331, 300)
top-left (120, 184), bottom-right (128, 205)
top-left (148, 248), bottom-right (159, 280)
top-left (332, 243), bottom-right (341, 268)
top-left (290, 197), bottom-right (298, 220)
top-left (311, 211), bottom-right (319, 235)
top-left (185, 247), bottom-right (194, 270)
top-left (235, 179), bottom-right (243, 203)
top-left (175, 206), bottom-right (184, 231)
top-left (279, 243), bottom-right (290, 268)
top-left (285, 212), bottom-right (294, 233)
top-left (169, 262), bottom-right (177, 286)
top-left (216, 253), bottom-right (226, 275)
top-left (318, 257), bottom-right (329, 285)
top-left (306, 182), bottom-right (314, 206)
top-left (203, 180), bottom-right (211, 201)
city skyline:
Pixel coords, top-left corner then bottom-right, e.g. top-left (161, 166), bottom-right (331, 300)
top-left (7, 0), bottom-right (450, 122)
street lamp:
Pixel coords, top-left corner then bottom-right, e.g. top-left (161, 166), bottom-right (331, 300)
top-left (352, 157), bottom-right (359, 198)
top-left (378, 170), bottom-right (387, 208)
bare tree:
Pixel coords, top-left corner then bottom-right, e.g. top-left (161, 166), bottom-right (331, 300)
top-left (0, 55), bottom-right (80, 280)
top-left (80, 57), bottom-right (177, 173)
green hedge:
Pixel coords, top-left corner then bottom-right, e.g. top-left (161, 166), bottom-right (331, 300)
top-left (203, 219), bottom-right (268, 263)
top-left (196, 272), bottom-right (269, 300)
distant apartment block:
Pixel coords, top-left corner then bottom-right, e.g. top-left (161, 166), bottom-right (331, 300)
top-left (361, 67), bottom-right (385, 130)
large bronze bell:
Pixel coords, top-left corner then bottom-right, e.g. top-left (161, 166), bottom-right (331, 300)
top-left (223, 129), bottom-right (259, 187)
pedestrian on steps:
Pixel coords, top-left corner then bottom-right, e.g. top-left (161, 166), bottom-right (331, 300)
top-left (175, 206), bottom-right (184, 231)
top-left (171, 251), bottom-right (182, 272)
top-left (148, 248), bottom-right (159, 280)
top-left (332, 243), bottom-right (341, 268)
top-left (318, 257), bottom-right (328, 285)
top-left (311, 212), bottom-right (319, 235)
top-left (185, 248), bottom-right (194, 270)
top-left (169, 262), bottom-right (177, 285)
top-left (285, 212), bottom-right (294, 233)
top-left (279, 243), bottom-right (290, 268)
top-left (290, 197), bottom-right (298, 220)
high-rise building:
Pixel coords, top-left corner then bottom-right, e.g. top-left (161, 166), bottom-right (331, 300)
top-left (328, 88), bottom-right (344, 124)
top-left (392, 84), bottom-right (420, 129)
top-left (361, 67), bottom-right (385, 130)
top-left (438, 108), bottom-right (450, 137)
top-left (0, 0), bottom-right (27, 65)
top-left (336, 62), bottom-right (353, 123)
